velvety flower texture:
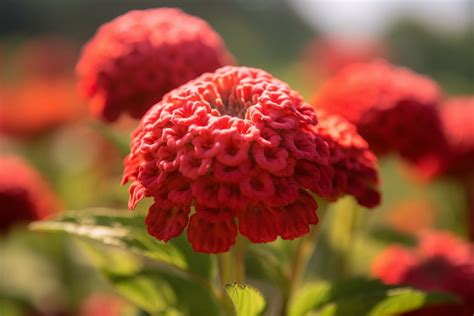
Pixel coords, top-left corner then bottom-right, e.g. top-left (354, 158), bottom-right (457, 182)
top-left (313, 113), bottom-right (380, 208)
top-left (372, 231), bottom-right (474, 316)
top-left (123, 66), bottom-right (379, 253)
top-left (312, 60), bottom-right (444, 164)
top-left (77, 8), bottom-right (234, 122)
top-left (0, 156), bottom-right (59, 234)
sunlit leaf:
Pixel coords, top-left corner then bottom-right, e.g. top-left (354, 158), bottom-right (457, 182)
top-left (224, 283), bottom-right (266, 316)
top-left (30, 209), bottom-right (187, 271)
top-left (289, 279), bottom-right (457, 316)
top-left (104, 270), bottom-right (181, 315)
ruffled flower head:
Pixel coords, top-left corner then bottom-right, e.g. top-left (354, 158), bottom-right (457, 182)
top-left (76, 8), bottom-right (235, 122)
top-left (123, 66), bottom-right (380, 253)
top-left (372, 231), bottom-right (474, 316)
top-left (0, 156), bottom-right (59, 234)
top-left (312, 60), bottom-right (444, 164)
top-left (313, 112), bottom-right (380, 208)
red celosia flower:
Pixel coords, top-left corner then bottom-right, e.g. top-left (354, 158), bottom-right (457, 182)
top-left (415, 97), bottom-right (474, 180)
top-left (313, 112), bottom-right (380, 208)
top-left (303, 38), bottom-right (388, 77)
top-left (388, 199), bottom-right (436, 235)
top-left (372, 231), bottom-right (474, 316)
top-left (18, 37), bottom-right (77, 80)
top-left (123, 66), bottom-right (380, 253)
top-left (80, 293), bottom-right (126, 316)
top-left (312, 60), bottom-right (444, 164)
top-left (76, 8), bottom-right (235, 122)
top-left (0, 156), bottom-right (59, 234)
top-left (0, 79), bottom-right (85, 137)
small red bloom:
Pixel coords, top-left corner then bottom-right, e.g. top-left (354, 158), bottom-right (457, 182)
top-left (312, 60), bottom-right (444, 164)
top-left (80, 293), bottom-right (126, 316)
top-left (313, 113), bottom-right (380, 208)
top-left (0, 156), bottom-right (59, 234)
top-left (0, 79), bottom-right (85, 137)
top-left (303, 38), bottom-right (388, 77)
top-left (415, 97), bottom-right (474, 180)
top-left (372, 231), bottom-right (474, 316)
top-left (77, 8), bottom-right (234, 122)
top-left (123, 66), bottom-right (380, 253)
top-left (17, 37), bottom-right (77, 80)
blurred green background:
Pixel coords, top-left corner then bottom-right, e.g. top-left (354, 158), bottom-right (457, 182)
top-left (0, 1), bottom-right (472, 315)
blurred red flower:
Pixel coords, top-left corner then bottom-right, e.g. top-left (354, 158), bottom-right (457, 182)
top-left (0, 156), bottom-right (60, 234)
top-left (312, 60), bottom-right (444, 165)
top-left (17, 37), bottom-right (77, 79)
top-left (313, 112), bottom-right (380, 208)
top-left (0, 79), bottom-right (85, 138)
top-left (372, 231), bottom-right (474, 315)
top-left (123, 66), bottom-right (380, 253)
top-left (415, 97), bottom-right (474, 181)
top-left (303, 38), bottom-right (388, 78)
top-left (79, 293), bottom-right (126, 316)
top-left (77, 8), bottom-right (235, 122)
top-left (387, 199), bottom-right (436, 235)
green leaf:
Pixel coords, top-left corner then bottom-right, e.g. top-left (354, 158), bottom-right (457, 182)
top-left (30, 209), bottom-right (187, 271)
top-left (289, 279), bottom-right (457, 316)
top-left (78, 241), bottom-right (218, 316)
top-left (104, 270), bottom-right (181, 315)
top-left (224, 283), bottom-right (266, 316)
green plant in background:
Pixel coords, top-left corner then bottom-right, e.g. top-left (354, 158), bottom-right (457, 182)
top-left (1, 3), bottom-right (473, 316)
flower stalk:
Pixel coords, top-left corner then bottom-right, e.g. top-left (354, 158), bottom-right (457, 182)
top-left (281, 200), bottom-right (329, 316)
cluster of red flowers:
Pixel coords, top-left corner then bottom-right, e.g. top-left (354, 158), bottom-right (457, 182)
top-left (372, 231), bottom-right (474, 315)
top-left (77, 8), bottom-right (234, 122)
top-left (123, 66), bottom-right (380, 253)
top-left (312, 60), bottom-right (445, 165)
top-left (0, 156), bottom-right (59, 234)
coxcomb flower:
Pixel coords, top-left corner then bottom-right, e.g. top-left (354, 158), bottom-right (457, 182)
top-left (0, 156), bottom-right (59, 234)
top-left (76, 8), bottom-right (234, 122)
top-left (313, 112), bottom-right (380, 208)
top-left (415, 97), bottom-right (474, 180)
top-left (80, 293), bottom-right (127, 316)
top-left (123, 66), bottom-right (380, 253)
top-left (411, 97), bottom-right (474, 240)
top-left (302, 38), bottom-right (387, 77)
top-left (372, 231), bottom-right (474, 316)
top-left (312, 60), bottom-right (444, 165)
top-left (18, 37), bottom-right (77, 79)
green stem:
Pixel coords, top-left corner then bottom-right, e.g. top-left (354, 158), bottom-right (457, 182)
top-left (234, 236), bottom-right (247, 284)
top-left (281, 202), bottom-right (328, 316)
top-left (217, 252), bottom-right (236, 316)
top-left (463, 176), bottom-right (474, 242)
top-left (217, 252), bottom-right (234, 285)
top-left (328, 197), bottom-right (360, 279)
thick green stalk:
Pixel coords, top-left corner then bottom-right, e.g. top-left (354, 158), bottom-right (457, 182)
top-left (234, 236), bottom-right (247, 284)
top-left (217, 252), bottom-right (236, 315)
top-left (281, 201), bottom-right (328, 316)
